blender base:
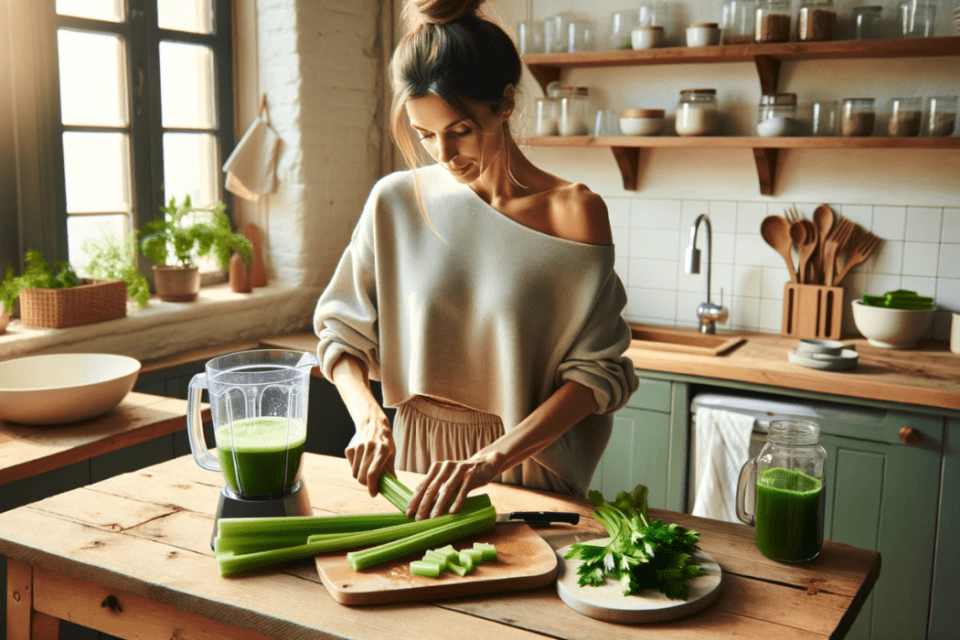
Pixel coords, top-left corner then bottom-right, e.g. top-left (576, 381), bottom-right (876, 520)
top-left (211, 480), bottom-right (312, 548)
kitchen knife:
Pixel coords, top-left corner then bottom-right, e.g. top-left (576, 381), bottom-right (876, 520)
top-left (496, 511), bottom-right (580, 525)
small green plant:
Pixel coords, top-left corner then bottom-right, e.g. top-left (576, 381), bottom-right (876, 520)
top-left (83, 234), bottom-right (151, 309)
top-left (139, 195), bottom-right (252, 270)
top-left (0, 249), bottom-right (80, 315)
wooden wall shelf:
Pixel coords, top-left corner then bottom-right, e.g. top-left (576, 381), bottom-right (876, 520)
top-left (521, 37), bottom-right (960, 194)
top-left (522, 136), bottom-right (960, 194)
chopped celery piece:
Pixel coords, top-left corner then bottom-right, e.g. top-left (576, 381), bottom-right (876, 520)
top-left (448, 559), bottom-right (472, 577)
top-left (460, 548), bottom-right (484, 565)
top-left (410, 560), bottom-right (443, 578)
top-left (347, 505), bottom-right (496, 571)
top-left (473, 542), bottom-right (497, 562)
top-left (456, 551), bottom-right (476, 573)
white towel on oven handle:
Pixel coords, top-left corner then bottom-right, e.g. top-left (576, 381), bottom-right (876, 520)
top-left (691, 407), bottom-right (755, 523)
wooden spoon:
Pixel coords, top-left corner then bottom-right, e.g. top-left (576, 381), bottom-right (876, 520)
top-left (761, 215), bottom-right (798, 283)
top-left (812, 204), bottom-right (834, 280)
top-left (791, 219), bottom-right (818, 284)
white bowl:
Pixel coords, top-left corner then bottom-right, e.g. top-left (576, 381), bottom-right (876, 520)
top-left (686, 23), bottom-right (722, 47)
top-left (0, 353), bottom-right (141, 425)
top-left (631, 25), bottom-right (664, 49)
top-left (851, 300), bottom-right (936, 349)
top-left (619, 109), bottom-right (665, 135)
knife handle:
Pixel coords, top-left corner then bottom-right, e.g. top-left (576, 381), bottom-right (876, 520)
top-left (509, 511), bottom-right (580, 525)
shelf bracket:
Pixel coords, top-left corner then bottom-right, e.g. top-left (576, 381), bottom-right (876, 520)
top-left (752, 147), bottom-right (779, 195)
top-left (525, 65), bottom-right (561, 96)
top-left (754, 55), bottom-right (781, 95)
top-left (611, 146), bottom-right (642, 191)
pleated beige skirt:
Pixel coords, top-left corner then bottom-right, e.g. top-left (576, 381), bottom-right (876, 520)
top-left (393, 395), bottom-right (575, 495)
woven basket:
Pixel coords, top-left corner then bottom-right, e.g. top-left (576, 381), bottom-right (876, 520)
top-left (19, 279), bottom-right (128, 329)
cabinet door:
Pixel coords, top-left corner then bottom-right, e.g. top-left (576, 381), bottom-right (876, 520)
top-left (820, 411), bottom-right (942, 640)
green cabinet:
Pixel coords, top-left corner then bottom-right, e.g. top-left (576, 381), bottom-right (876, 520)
top-left (592, 376), bottom-right (687, 511)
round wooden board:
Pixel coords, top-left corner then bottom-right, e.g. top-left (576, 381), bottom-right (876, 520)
top-left (555, 539), bottom-right (722, 623)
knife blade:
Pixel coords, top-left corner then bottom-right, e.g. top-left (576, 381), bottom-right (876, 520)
top-left (495, 511), bottom-right (580, 525)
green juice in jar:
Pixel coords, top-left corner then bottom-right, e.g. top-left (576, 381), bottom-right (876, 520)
top-left (754, 467), bottom-right (825, 562)
top-left (215, 416), bottom-right (306, 496)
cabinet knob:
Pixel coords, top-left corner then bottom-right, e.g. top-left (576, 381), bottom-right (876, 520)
top-left (898, 427), bottom-right (920, 445)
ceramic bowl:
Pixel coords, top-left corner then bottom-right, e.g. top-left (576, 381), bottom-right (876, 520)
top-left (686, 23), bottom-right (722, 46)
top-left (851, 300), bottom-right (936, 349)
top-left (0, 353), bottom-right (141, 425)
top-left (619, 109), bottom-right (665, 135)
top-left (631, 25), bottom-right (664, 49)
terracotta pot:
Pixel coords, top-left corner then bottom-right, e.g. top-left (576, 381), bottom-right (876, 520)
top-left (229, 252), bottom-right (252, 293)
top-left (152, 265), bottom-right (201, 302)
top-left (0, 309), bottom-right (9, 334)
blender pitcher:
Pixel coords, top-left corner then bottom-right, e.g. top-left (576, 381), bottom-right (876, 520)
top-left (187, 349), bottom-right (319, 537)
top-left (735, 420), bottom-right (827, 563)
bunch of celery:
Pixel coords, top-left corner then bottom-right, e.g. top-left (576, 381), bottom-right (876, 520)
top-left (213, 471), bottom-right (495, 577)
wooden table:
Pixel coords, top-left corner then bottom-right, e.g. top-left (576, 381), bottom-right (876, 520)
top-left (0, 392), bottom-right (208, 487)
top-left (1, 453), bottom-right (880, 640)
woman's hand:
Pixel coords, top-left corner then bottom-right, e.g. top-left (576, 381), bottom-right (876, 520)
top-left (344, 407), bottom-right (396, 497)
top-left (406, 450), bottom-right (504, 520)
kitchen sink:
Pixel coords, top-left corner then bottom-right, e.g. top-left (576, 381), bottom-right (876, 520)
top-left (630, 326), bottom-right (745, 356)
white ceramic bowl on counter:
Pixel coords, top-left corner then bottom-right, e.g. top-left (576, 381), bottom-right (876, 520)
top-left (0, 353), bottom-right (141, 425)
top-left (851, 300), bottom-right (936, 349)
top-left (619, 109), bottom-right (665, 135)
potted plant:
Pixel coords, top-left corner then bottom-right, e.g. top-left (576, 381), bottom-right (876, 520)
top-left (139, 196), bottom-right (253, 302)
top-left (82, 234), bottom-right (151, 309)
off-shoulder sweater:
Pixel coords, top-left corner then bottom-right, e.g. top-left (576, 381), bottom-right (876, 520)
top-left (313, 164), bottom-right (638, 495)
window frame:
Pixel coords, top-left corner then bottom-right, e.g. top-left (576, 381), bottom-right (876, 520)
top-left (0, 0), bottom-right (234, 281)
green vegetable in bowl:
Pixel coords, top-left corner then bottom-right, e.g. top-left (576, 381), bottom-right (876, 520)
top-left (564, 484), bottom-right (702, 600)
top-left (862, 289), bottom-right (933, 310)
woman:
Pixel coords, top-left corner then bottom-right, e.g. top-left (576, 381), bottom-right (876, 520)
top-left (313, 0), bottom-right (638, 520)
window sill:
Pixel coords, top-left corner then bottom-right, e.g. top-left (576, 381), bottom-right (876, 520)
top-left (0, 283), bottom-right (321, 364)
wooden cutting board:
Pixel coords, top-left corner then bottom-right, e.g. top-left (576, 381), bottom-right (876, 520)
top-left (315, 522), bottom-right (558, 605)
top-left (555, 540), bottom-right (722, 623)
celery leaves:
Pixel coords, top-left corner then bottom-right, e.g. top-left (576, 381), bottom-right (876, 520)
top-left (564, 484), bottom-right (703, 600)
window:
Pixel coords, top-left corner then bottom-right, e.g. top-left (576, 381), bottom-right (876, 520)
top-left (0, 0), bottom-right (233, 277)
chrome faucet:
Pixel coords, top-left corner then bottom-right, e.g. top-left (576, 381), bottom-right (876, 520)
top-left (685, 214), bottom-right (729, 334)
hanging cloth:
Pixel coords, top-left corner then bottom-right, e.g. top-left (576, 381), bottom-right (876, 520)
top-left (222, 94), bottom-right (280, 202)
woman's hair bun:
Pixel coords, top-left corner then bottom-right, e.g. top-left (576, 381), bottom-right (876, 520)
top-left (404, 0), bottom-right (485, 27)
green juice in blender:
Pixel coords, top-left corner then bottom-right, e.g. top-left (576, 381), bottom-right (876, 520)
top-left (754, 467), bottom-right (825, 562)
top-left (215, 417), bottom-right (306, 496)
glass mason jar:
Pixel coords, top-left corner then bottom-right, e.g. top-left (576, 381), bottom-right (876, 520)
top-left (853, 5), bottom-right (883, 40)
top-left (675, 88), bottom-right (719, 136)
top-left (722, 0), bottom-right (756, 43)
top-left (534, 97), bottom-right (559, 136)
top-left (737, 420), bottom-right (827, 563)
top-left (755, 0), bottom-right (792, 43)
top-left (558, 86), bottom-right (590, 136)
top-left (757, 93), bottom-right (800, 136)
top-left (797, 0), bottom-right (837, 41)
top-left (923, 95), bottom-right (958, 136)
top-left (888, 96), bottom-right (923, 136)
top-left (840, 97), bottom-right (876, 136)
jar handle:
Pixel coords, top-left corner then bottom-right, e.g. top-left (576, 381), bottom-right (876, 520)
top-left (187, 373), bottom-right (220, 472)
top-left (735, 457), bottom-right (757, 526)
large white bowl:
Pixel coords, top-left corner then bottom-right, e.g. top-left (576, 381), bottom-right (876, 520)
top-left (0, 353), bottom-right (141, 425)
top-left (851, 300), bottom-right (936, 349)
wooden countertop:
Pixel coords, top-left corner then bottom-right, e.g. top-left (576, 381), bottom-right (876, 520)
top-left (259, 329), bottom-right (960, 412)
top-left (0, 453), bottom-right (880, 639)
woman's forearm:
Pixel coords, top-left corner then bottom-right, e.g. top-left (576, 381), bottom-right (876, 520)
top-left (330, 354), bottom-right (384, 430)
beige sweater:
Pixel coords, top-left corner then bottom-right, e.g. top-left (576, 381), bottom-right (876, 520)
top-left (313, 165), bottom-right (638, 495)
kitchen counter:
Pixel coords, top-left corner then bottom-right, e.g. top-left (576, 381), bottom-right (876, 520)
top-left (0, 453), bottom-right (880, 639)
top-left (624, 325), bottom-right (960, 412)
top-left (258, 328), bottom-right (960, 412)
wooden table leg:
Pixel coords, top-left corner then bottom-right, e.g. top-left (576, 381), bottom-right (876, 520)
top-left (6, 559), bottom-right (59, 640)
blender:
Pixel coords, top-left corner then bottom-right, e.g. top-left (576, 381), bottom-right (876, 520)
top-left (187, 349), bottom-right (319, 545)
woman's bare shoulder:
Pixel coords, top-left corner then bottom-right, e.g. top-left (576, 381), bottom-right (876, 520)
top-left (546, 181), bottom-right (613, 246)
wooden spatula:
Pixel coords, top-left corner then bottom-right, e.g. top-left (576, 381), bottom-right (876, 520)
top-left (834, 229), bottom-right (881, 285)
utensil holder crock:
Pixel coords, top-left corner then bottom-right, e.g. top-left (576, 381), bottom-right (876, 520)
top-left (781, 283), bottom-right (843, 340)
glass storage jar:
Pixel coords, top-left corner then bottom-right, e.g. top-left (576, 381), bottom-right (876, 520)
top-left (534, 97), bottom-right (559, 136)
top-left (755, 0), bottom-right (792, 43)
top-left (675, 88), bottom-right (719, 136)
top-left (558, 86), bottom-right (590, 136)
top-left (853, 5), bottom-right (883, 39)
top-left (797, 0), bottom-right (837, 41)
top-left (923, 95), bottom-right (958, 136)
top-left (840, 98), bottom-right (876, 136)
top-left (722, 0), bottom-right (756, 43)
top-left (757, 93), bottom-right (801, 136)
top-left (888, 97), bottom-right (922, 136)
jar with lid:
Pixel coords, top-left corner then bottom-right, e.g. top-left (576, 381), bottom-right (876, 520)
top-left (722, 0), bottom-right (756, 44)
top-left (755, 0), bottom-right (792, 43)
top-left (675, 89), bottom-right (719, 136)
top-left (888, 97), bottom-right (922, 136)
top-left (736, 420), bottom-right (827, 563)
top-left (797, 0), bottom-right (836, 41)
top-left (757, 93), bottom-right (801, 136)
top-left (840, 98), bottom-right (876, 136)
top-left (558, 86), bottom-right (590, 136)
top-left (923, 95), bottom-right (958, 137)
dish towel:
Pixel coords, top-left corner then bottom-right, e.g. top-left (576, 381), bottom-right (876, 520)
top-left (691, 407), bottom-right (755, 523)
top-left (222, 94), bottom-right (280, 202)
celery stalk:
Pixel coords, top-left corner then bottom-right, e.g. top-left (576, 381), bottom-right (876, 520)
top-left (347, 505), bottom-right (496, 571)
top-left (216, 512), bottom-right (412, 539)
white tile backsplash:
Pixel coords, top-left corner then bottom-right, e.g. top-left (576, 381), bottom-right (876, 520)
top-left (615, 200), bottom-right (960, 341)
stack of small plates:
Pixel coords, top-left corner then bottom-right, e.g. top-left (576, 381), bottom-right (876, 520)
top-left (788, 339), bottom-right (858, 371)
